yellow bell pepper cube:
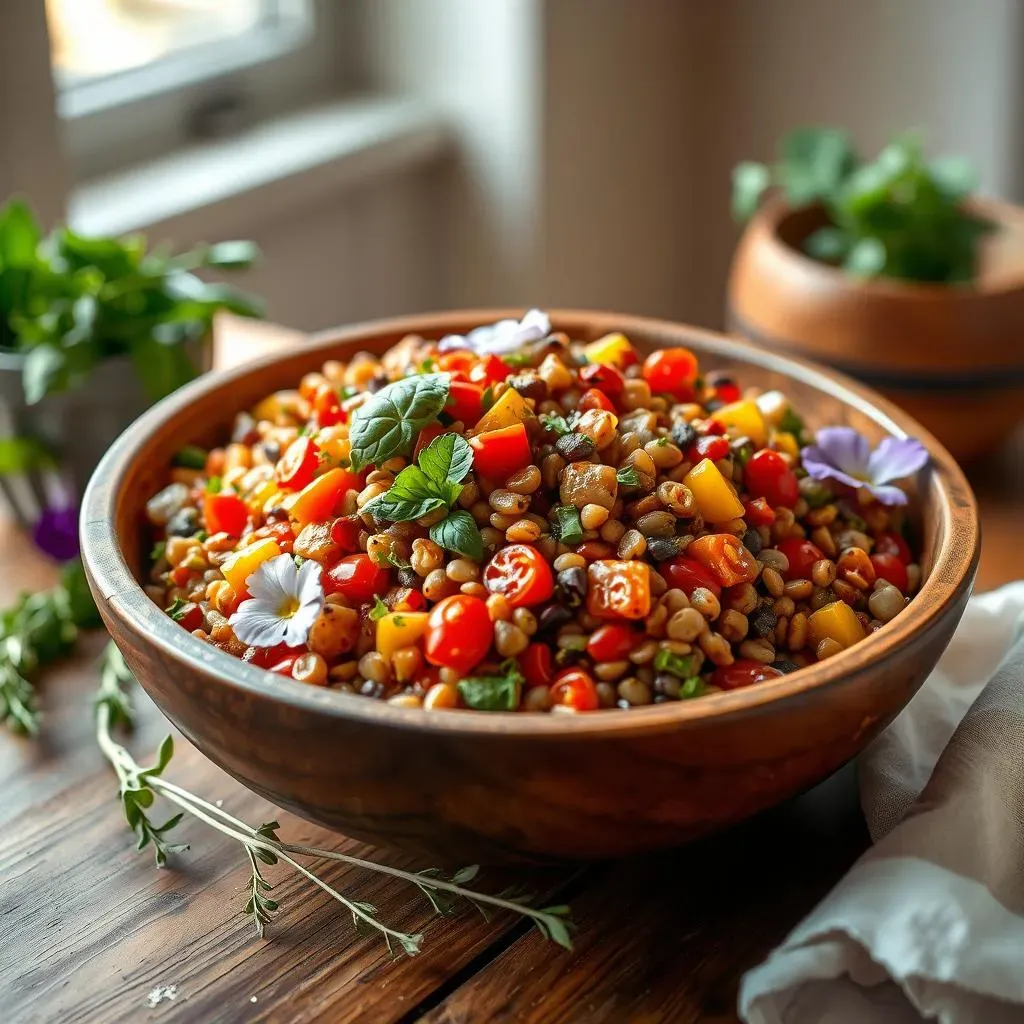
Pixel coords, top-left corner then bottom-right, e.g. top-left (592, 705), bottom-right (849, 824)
top-left (773, 431), bottom-right (800, 458)
top-left (582, 332), bottom-right (636, 368)
top-left (683, 458), bottom-right (744, 523)
top-left (246, 478), bottom-right (279, 516)
top-left (713, 399), bottom-right (768, 448)
top-left (808, 601), bottom-right (866, 650)
top-left (472, 387), bottom-right (531, 434)
top-left (375, 612), bottom-right (429, 664)
top-left (316, 425), bottom-right (351, 465)
top-left (221, 538), bottom-right (281, 595)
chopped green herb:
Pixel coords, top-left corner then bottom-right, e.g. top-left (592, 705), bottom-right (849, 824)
top-left (552, 505), bottom-right (583, 546)
top-left (457, 659), bottom-right (524, 711)
top-left (195, 530), bottom-right (209, 542)
top-left (172, 445), bottom-right (208, 470)
top-left (679, 676), bottom-right (705, 699)
top-left (540, 413), bottom-right (574, 436)
top-left (616, 466), bottom-right (640, 488)
top-left (779, 407), bottom-right (805, 437)
top-left (481, 385), bottom-right (496, 411)
top-left (502, 353), bottom-right (534, 367)
top-left (655, 437), bottom-right (669, 447)
top-left (150, 541), bottom-right (167, 564)
top-left (165, 597), bottom-right (191, 622)
top-left (369, 596), bottom-right (389, 622)
top-left (418, 358), bottom-right (438, 373)
top-left (205, 476), bottom-right (222, 494)
top-left (653, 649), bottom-right (695, 679)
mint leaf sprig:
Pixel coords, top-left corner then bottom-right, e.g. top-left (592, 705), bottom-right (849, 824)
top-left (95, 643), bottom-right (575, 952)
top-left (365, 433), bottom-right (483, 560)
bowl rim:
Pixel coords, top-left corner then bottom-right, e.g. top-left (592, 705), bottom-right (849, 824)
top-left (81, 308), bottom-right (979, 738)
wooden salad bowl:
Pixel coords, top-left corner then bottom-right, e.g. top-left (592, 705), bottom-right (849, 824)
top-left (81, 311), bottom-right (979, 864)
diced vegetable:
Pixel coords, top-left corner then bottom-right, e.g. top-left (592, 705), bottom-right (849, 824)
top-left (323, 554), bottom-right (389, 603)
top-left (559, 461), bottom-right (618, 510)
top-left (469, 423), bottom-right (532, 479)
top-left (582, 332), bottom-right (635, 367)
top-left (424, 595), bottom-right (493, 673)
top-left (660, 556), bottom-right (723, 598)
top-left (173, 445), bottom-right (208, 470)
top-left (685, 533), bottom-right (759, 587)
top-left (745, 449), bottom-right (799, 508)
top-left (586, 560), bottom-right (651, 620)
top-left (221, 538), bottom-right (281, 594)
top-left (551, 668), bottom-right (599, 710)
top-left (472, 387), bottom-right (531, 434)
top-left (713, 399), bottom-right (768, 448)
top-left (293, 521), bottom-right (342, 565)
top-left (684, 459), bottom-right (744, 522)
top-left (808, 600), bottom-right (865, 650)
top-left (283, 468), bottom-right (355, 527)
top-left (203, 491), bottom-right (249, 536)
top-left (276, 437), bottom-right (320, 491)
top-left (446, 381), bottom-right (485, 425)
top-left (642, 348), bottom-right (699, 400)
top-left (552, 505), bottom-right (584, 546)
top-left (376, 612), bottom-right (429, 664)
top-left (483, 544), bottom-right (555, 607)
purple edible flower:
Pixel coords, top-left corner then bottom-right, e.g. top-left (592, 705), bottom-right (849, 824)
top-left (800, 427), bottom-right (929, 506)
top-left (33, 502), bottom-right (80, 562)
top-left (438, 309), bottom-right (551, 356)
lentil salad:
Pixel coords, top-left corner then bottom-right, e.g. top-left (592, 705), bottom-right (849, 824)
top-left (145, 312), bottom-right (926, 713)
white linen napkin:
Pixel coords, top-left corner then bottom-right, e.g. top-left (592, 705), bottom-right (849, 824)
top-left (740, 582), bottom-right (1024, 1024)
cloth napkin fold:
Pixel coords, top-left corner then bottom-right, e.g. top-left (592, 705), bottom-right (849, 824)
top-left (740, 582), bottom-right (1024, 1024)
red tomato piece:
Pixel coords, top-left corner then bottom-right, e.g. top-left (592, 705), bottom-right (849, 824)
top-left (269, 656), bottom-right (301, 677)
top-left (745, 449), bottom-right (800, 508)
top-left (170, 565), bottom-right (194, 587)
top-left (469, 354), bottom-right (514, 387)
top-left (446, 381), bottom-right (485, 425)
top-left (276, 437), bottom-right (320, 490)
top-left (875, 530), bottom-right (913, 565)
top-left (313, 384), bottom-right (346, 427)
top-left (469, 424), bottom-right (532, 480)
top-left (659, 556), bottom-right (723, 598)
top-left (482, 544), bottom-right (555, 608)
top-left (687, 434), bottom-right (730, 463)
top-left (578, 362), bottom-right (625, 398)
top-left (414, 422), bottom-right (445, 461)
top-left (708, 373), bottom-right (742, 405)
top-left (438, 351), bottom-right (477, 375)
top-left (172, 603), bottom-right (205, 632)
top-left (204, 491), bottom-right (249, 536)
top-left (642, 347), bottom-right (699, 401)
top-left (324, 554), bottom-right (390, 602)
top-left (870, 552), bottom-right (909, 591)
top-left (520, 642), bottom-right (555, 689)
top-left (743, 498), bottom-right (776, 527)
top-left (686, 534), bottom-right (760, 588)
top-left (424, 595), bottom-right (493, 673)
top-left (775, 537), bottom-right (826, 581)
top-left (391, 587), bottom-right (428, 613)
top-left (579, 388), bottom-right (616, 414)
top-left (329, 515), bottom-right (363, 553)
top-left (243, 643), bottom-right (307, 669)
top-left (586, 624), bottom-right (639, 662)
top-left (586, 560), bottom-right (652, 620)
top-left (703, 418), bottom-right (727, 436)
top-left (712, 660), bottom-right (783, 691)
top-left (551, 668), bottom-right (599, 711)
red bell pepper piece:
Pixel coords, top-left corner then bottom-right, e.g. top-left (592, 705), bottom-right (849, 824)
top-left (469, 423), bottom-right (532, 479)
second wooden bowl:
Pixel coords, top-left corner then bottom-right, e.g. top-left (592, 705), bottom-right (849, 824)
top-left (81, 311), bottom-right (979, 864)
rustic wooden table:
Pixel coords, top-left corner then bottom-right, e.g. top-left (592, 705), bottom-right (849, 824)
top-left (2, 320), bottom-right (1021, 1024)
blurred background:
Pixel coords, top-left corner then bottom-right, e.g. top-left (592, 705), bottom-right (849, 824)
top-left (3, 0), bottom-right (1021, 333)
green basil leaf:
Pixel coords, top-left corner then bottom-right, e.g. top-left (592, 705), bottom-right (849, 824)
top-left (458, 661), bottom-right (523, 711)
top-left (365, 493), bottom-right (446, 524)
top-left (418, 432), bottom-right (473, 486)
top-left (388, 465), bottom-right (439, 503)
top-left (349, 373), bottom-right (450, 471)
top-left (430, 510), bottom-right (483, 560)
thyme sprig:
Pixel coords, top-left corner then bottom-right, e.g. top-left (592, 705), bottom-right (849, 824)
top-left (95, 643), bottom-right (575, 954)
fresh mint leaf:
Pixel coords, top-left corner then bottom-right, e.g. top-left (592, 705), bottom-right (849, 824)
top-left (457, 659), bottom-right (523, 711)
top-left (369, 596), bottom-right (389, 622)
top-left (430, 511), bottom-right (483, 560)
top-left (348, 373), bottom-right (450, 471)
top-left (616, 466), bottom-right (640, 488)
top-left (418, 433), bottom-right (473, 487)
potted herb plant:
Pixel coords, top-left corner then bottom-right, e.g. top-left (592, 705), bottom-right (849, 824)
top-left (727, 128), bottom-right (1024, 461)
top-left (0, 198), bottom-right (262, 521)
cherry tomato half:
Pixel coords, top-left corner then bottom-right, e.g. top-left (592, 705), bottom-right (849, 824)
top-left (775, 537), bottom-right (825, 582)
top-left (579, 388), bottom-right (616, 414)
top-left (424, 595), bottom-right (493, 673)
top-left (578, 362), bottom-right (625, 398)
top-left (875, 530), bottom-right (912, 565)
top-left (520, 642), bottom-right (555, 689)
top-left (586, 624), bottom-right (639, 662)
top-left (870, 552), bottom-right (909, 591)
top-left (551, 668), bottom-right (599, 711)
top-left (276, 436), bottom-right (320, 490)
top-left (707, 372), bottom-right (742, 405)
top-left (642, 347), bottom-right (699, 401)
top-left (483, 544), bottom-right (555, 607)
top-left (324, 554), bottom-right (389, 602)
top-left (660, 556), bottom-right (723, 598)
top-left (204, 491), bottom-right (249, 536)
top-left (313, 384), bottom-right (346, 427)
top-left (469, 423), bottom-right (532, 480)
top-left (712, 660), bottom-right (783, 691)
top-left (745, 449), bottom-right (799, 508)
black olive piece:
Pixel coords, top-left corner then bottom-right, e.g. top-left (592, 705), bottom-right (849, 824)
top-left (772, 658), bottom-right (801, 674)
top-left (749, 603), bottom-right (778, 639)
top-left (166, 508), bottom-right (200, 537)
top-left (397, 567), bottom-right (420, 589)
top-left (555, 432), bottom-right (596, 461)
top-left (556, 566), bottom-right (588, 608)
top-left (509, 375), bottom-right (549, 401)
top-left (647, 536), bottom-right (680, 562)
top-left (742, 529), bottom-right (763, 557)
top-left (537, 604), bottom-right (573, 632)
top-left (670, 421), bottom-right (698, 450)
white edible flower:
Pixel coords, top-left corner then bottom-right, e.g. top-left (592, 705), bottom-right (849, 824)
top-left (438, 309), bottom-right (551, 355)
top-left (229, 554), bottom-right (325, 648)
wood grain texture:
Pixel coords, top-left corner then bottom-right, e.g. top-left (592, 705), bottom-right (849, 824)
top-left (80, 311), bottom-right (979, 863)
top-left (728, 197), bottom-right (1024, 460)
top-left (2, 319), bottom-right (1019, 1024)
